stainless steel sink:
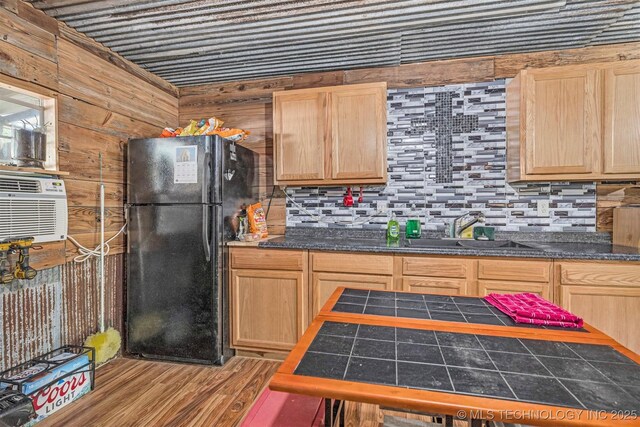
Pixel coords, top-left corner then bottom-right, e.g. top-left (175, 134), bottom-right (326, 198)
top-left (457, 239), bottom-right (537, 249)
top-left (403, 238), bottom-right (462, 248)
top-left (403, 238), bottom-right (537, 250)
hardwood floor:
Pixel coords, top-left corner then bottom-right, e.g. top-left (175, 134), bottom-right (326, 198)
top-left (39, 357), bottom-right (442, 427)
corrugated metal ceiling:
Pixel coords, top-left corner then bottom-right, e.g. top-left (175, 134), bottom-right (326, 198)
top-left (29, 0), bottom-right (640, 86)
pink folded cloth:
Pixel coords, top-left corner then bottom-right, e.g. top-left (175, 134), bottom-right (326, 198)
top-left (484, 292), bottom-right (584, 328)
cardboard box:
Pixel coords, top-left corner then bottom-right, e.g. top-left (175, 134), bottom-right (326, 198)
top-left (1, 347), bottom-right (93, 425)
top-left (613, 207), bottom-right (640, 248)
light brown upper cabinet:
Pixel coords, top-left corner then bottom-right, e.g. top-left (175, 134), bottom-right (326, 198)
top-left (273, 90), bottom-right (328, 182)
top-left (273, 82), bottom-right (387, 186)
top-left (506, 60), bottom-right (640, 182)
top-left (603, 61), bottom-right (640, 174)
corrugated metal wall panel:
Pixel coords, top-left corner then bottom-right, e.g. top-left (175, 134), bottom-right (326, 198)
top-left (0, 268), bottom-right (61, 370)
top-left (27, 0), bottom-right (640, 86)
top-left (0, 255), bottom-right (123, 371)
top-left (60, 255), bottom-right (124, 348)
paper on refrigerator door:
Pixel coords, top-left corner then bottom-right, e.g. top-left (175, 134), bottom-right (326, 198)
top-left (174, 146), bottom-right (198, 184)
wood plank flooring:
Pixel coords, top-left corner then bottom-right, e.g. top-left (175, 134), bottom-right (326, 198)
top-left (39, 357), bottom-right (442, 427)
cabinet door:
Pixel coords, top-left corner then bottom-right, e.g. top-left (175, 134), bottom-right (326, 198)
top-left (330, 83), bottom-right (387, 181)
top-left (402, 277), bottom-right (468, 296)
top-left (273, 91), bottom-right (327, 182)
top-left (230, 269), bottom-right (306, 352)
top-left (560, 286), bottom-right (640, 354)
top-left (478, 280), bottom-right (551, 301)
top-left (603, 61), bottom-right (640, 174)
top-left (312, 272), bottom-right (393, 316)
top-left (524, 68), bottom-right (600, 175)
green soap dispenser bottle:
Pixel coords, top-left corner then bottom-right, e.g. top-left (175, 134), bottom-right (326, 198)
top-left (387, 212), bottom-right (400, 243)
top-left (406, 204), bottom-right (422, 239)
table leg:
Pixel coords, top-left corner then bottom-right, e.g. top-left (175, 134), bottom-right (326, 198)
top-left (332, 399), bottom-right (340, 426)
top-left (445, 415), bottom-right (454, 427)
top-left (325, 399), bottom-right (331, 427)
top-left (324, 398), bottom-right (344, 427)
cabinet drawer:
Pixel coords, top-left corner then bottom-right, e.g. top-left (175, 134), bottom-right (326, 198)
top-left (311, 251), bottom-right (393, 275)
top-left (402, 277), bottom-right (468, 296)
top-left (402, 257), bottom-right (470, 278)
top-left (558, 262), bottom-right (640, 287)
top-left (478, 280), bottom-right (551, 301)
top-left (478, 259), bottom-right (551, 283)
top-left (230, 248), bottom-right (305, 271)
top-left (312, 272), bottom-right (394, 315)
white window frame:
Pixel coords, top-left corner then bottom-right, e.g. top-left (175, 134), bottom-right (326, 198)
top-left (0, 77), bottom-right (58, 171)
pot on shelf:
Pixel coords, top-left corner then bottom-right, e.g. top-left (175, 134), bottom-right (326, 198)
top-left (12, 128), bottom-right (47, 168)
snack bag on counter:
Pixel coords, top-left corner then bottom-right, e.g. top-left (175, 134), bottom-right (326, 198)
top-left (247, 202), bottom-right (268, 239)
top-left (209, 127), bottom-right (251, 142)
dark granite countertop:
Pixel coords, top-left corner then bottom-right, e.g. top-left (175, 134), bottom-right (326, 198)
top-left (258, 228), bottom-right (640, 261)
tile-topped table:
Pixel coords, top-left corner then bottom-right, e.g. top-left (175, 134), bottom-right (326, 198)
top-left (269, 287), bottom-right (640, 426)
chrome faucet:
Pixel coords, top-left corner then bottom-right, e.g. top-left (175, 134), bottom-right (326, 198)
top-left (451, 212), bottom-right (485, 238)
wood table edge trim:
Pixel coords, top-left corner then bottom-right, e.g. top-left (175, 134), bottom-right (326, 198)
top-left (269, 372), bottom-right (639, 427)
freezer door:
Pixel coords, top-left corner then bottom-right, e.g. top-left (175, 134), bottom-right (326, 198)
top-left (128, 136), bottom-right (212, 204)
top-left (127, 204), bottom-right (221, 364)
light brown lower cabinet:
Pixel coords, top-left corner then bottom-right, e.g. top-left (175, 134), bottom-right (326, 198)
top-left (400, 256), bottom-right (475, 296)
top-left (312, 272), bottom-right (393, 315)
top-left (229, 247), bottom-right (640, 356)
top-left (556, 261), bottom-right (640, 354)
top-left (560, 285), bottom-right (640, 354)
top-left (402, 276), bottom-right (468, 295)
top-left (230, 269), bottom-right (306, 352)
top-left (310, 251), bottom-right (394, 317)
top-left (477, 280), bottom-right (551, 300)
top-left (477, 259), bottom-right (552, 300)
top-left (229, 248), bottom-right (307, 353)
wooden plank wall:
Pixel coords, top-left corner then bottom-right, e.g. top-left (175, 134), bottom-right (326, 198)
top-left (1, 3), bottom-right (178, 265)
top-left (597, 183), bottom-right (640, 232)
top-left (179, 41), bottom-right (640, 235)
top-left (0, 1), bottom-right (177, 367)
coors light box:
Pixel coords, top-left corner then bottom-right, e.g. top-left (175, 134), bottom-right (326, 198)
top-left (0, 346), bottom-right (95, 425)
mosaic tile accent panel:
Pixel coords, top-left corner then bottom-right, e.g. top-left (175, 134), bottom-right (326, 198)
top-left (286, 80), bottom-right (597, 232)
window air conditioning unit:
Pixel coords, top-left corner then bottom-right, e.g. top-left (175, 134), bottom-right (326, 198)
top-left (0, 174), bottom-right (68, 243)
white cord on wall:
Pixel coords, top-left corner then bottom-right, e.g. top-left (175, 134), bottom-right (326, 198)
top-left (285, 191), bottom-right (387, 226)
top-left (67, 223), bottom-right (127, 264)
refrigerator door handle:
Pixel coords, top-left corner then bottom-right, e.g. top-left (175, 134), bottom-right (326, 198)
top-left (203, 205), bottom-right (211, 262)
top-left (203, 151), bottom-right (211, 204)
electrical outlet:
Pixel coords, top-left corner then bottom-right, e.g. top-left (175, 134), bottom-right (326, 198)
top-left (537, 200), bottom-right (550, 217)
top-left (377, 201), bottom-right (388, 212)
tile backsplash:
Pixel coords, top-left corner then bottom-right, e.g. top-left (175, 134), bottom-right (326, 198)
top-left (285, 80), bottom-right (596, 232)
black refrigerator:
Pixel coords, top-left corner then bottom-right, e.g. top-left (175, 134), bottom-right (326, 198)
top-left (126, 135), bottom-right (257, 364)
